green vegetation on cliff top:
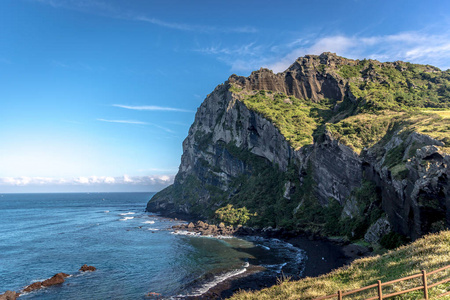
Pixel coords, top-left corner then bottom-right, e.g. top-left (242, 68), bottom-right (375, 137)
top-left (230, 88), bottom-right (334, 150)
top-left (229, 230), bottom-right (450, 300)
top-left (230, 57), bottom-right (450, 152)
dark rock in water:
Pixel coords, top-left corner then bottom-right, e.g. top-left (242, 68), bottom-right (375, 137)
top-left (23, 272), bottom-right (70, 293)
top-left (146, 291), bottom-right (162, 298)
top-left (0, 290), bottom-right (20, 300)
top-left (41, 273), bottom-right (69, 287)
top-left (23, 282), bottom-right (43, 292)
top-left (79, 264), bottom-right (96, 272)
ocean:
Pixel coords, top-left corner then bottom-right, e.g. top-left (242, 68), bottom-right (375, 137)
top-left (0, 192), bottom-right (307, 299)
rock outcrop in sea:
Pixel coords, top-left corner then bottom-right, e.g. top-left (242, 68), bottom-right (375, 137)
top-left (147, 53), bottom-right (450, 243)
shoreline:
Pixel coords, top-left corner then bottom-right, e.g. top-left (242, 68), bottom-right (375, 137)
top-left (150, 212), bottom-right (371, 299)
top-left (186, 235), bottom-right (368, 299)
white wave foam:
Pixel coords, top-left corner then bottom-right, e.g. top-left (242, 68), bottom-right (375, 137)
top-left (171, 230), bottom-right (201, 236)
top-left (188, 265), bottom-right (248, 296)
top-left (147, 228), bottom-right (159, 231)
top-left (119, 217), bottom-right (134, 221)
top-left (262, 262), bottom-right (288, 273)
top-left (119, 212), bottom-right (135, 216)
top-left (257, 244), bottom-right (270, 250)
top-left (171, 230), bottom-right (233, 239)
top-left (142, 220), bottom-right (155, 224)
top-left (245, 236), bottom-right (307, 276)
top-left (104, 210), bottom-right (110, 213)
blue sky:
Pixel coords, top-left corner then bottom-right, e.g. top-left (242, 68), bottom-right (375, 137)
top-left (1, 0), bottom-right (450, 192)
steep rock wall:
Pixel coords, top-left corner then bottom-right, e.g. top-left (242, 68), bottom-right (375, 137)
top-left (148, 53), bottom-right (450, 241)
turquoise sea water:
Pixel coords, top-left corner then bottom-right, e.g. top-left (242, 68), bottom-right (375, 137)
top-left (0, 193), bottom-right (306, 299)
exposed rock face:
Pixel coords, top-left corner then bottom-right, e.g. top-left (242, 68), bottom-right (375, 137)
top-left (363, 133), bottom-right (450, 240)
top-left (364, 217), bottom-right (391, 243)
top-left (147, 82), bottom-right (298, 218)
top-left (310, 131), bottom-right (363, 205)
top-left (148, 53), bottom-right (450, 241)
top-left (228, 53), bottom-right (350, 102)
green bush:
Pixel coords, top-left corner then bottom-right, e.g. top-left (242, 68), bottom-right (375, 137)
top-left (214, 204), bottom-right (256, 226)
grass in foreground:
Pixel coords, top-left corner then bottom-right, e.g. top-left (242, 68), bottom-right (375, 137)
top-left (229, 231), bottom-right (450, 300)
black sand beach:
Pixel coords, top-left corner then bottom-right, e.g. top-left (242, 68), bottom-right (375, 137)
top-left (188, 234), bottom-right (369, 299)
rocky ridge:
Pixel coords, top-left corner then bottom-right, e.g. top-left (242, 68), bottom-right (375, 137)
top-left (148, 53), bottom-right (450, 243)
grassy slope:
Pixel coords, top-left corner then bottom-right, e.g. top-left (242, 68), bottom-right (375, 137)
top-left (229, 231), bottom-right (450, 300)
top-left (230, 58), bottom-right (450, 154)
top-left (230, 86), bottom-right (334, 150)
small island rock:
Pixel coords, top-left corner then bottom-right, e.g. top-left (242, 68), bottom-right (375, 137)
top-left (79, 264), bottom-right (96, 272)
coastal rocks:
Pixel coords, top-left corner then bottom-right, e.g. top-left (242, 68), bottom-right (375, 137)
top-left (23, 282), bottom-right (42, 292)
top-left (0, 291), bottom-right (19, 300)
top-left (79, 264), bottom-right (96, 272)
top-left (23, 272), bottom-right (70, 293)
top-left (20, 266), bottom-right (94, 295)
top-left (172, 221), bottom-right (296, 239)
top-left (42, 273), bottom-right (70, 287)
top-left (172, 221), bottom-right (241, 236)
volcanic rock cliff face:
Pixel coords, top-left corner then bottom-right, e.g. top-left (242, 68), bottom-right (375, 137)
top-left (148, 53), bottom-right (450, 242)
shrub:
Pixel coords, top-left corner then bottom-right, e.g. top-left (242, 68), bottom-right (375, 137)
top-left (214, 204), bottom-right (256, 226)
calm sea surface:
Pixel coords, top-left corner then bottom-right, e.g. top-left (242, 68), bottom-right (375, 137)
top-left (0, 193), bottom-right (306, 299)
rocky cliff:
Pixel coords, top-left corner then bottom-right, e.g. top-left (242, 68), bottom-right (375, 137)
top-left (148, 53), bottom-right (450, 243)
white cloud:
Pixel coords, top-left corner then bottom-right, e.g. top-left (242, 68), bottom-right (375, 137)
top-left (104, 176), bottom-right (115, 184)
top-left (75, 176), bottom-right (90, 184)
top-left (123, 174), bottom-right (133, 183)
top-left (0, 175), bottom-right (175, 186)
top-left (112, 104), bottom-right (193, 113)
top-left (198, 30), bottom-right (450, 73)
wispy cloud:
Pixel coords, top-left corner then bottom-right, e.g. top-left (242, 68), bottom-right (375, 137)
top-left (97, 118), bottom-right (176, 133)
top-left (113, 104), bottom-right (193, 113)
top-left (97, 118), bottom-right (148, 125)
top-left (134, 16), bottom-right (257, 33)
top-left (198, 30), bottom-right (450, 73)
top-left (195, 42), bottom-right (262, 56)
top-left (32, 0), bottom-right (257, 34)
top-left (0, 175), bottom-right (175, 186)
top-left (148, 123), bottom-right (175, 133)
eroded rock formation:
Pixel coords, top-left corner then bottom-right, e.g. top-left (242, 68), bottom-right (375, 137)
top-left (148, 53), bottom-right (450, 242)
